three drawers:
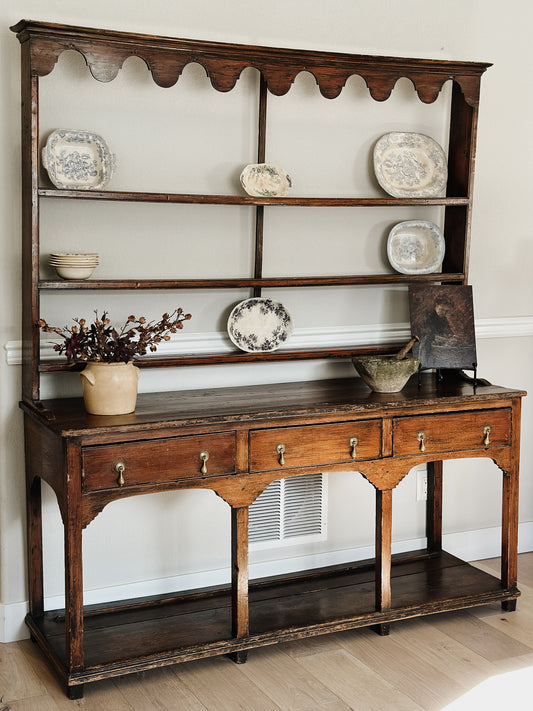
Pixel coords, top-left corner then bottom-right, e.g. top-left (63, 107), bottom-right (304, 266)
top-left (83, 432), bottom-right (236, 491)
top-left (81, 408), bottom-right (512, 490)
top-left (249, 420), bottom-right (382, 472)
top-left (393, 408), bottom-right (511, 456)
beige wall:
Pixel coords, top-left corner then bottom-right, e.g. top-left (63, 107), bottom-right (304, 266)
top-left (1, 0), bottom-right (532, 641)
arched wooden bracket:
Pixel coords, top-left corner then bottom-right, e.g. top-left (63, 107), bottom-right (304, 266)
top-left (12, 20), bottom-right (489, 107)
top-left (357, 463), bottom-right (411, 491)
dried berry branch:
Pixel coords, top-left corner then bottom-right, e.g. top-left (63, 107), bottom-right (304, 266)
top-left (37, 309), bottom-right (192, 364)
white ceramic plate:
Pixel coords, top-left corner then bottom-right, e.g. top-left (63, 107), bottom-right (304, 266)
top-left (227, 298), bottom-right (293, 352)
top-left (387, 220), bottom-right (445, 275)
top-left (42, 129), bottom-right (115, 190)
top-left (373, 132), bottom-right (447, 198)
top-left (240, 163), bottom-right (292, 197)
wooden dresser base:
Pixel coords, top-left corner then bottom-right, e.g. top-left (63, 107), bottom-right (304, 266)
top-left (20, 374), bottom-right (525, 698)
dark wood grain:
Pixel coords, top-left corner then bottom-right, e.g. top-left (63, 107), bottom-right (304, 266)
top-left (11, 20), bottom-right (490, 104)
top-left (25, 551), bottom-right (517, 685)
top-left (20, 374), bottom-right (526, 439)
top-left (38, 188), bottom-right (472, 205)
top-left (426, 459), bottom-right (443, 553)
top-left (38, 273), bottom-right (466, 290)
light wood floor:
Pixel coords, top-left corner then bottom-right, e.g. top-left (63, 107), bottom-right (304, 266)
top-left (2, 554), bottom-right (533, 710)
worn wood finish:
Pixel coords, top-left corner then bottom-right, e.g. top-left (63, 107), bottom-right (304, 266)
top-left (18, 373), bottom-right (525, 696)
top-left (12, 20), bottom-right (522, 700)
top-left (249, 419), bottom-right (382, 472)
top-left (231, 506), bottom-right (249, 663)
top-left (20, 41), bottom-right (40, 402)
top-left (82, 431), bottom-right (237, 490)
top-left (22, 551), bottom-right (519, 688)
top-left (37, 273), bottom-right (466, 291)
top-left (426, 459), bottom-right (443, 552)
top-left (37, 188), bottom-right (472, 206)
top-left (10, 19), bottom-right (490, 103)
top-left (392, 408), bottom-right (511, 456)
top-left (375, 488), bottom-right (393, 617)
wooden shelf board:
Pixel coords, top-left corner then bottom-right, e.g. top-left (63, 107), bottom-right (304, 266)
top-left (38, 188), bottom-right (471, 207)
top-left (38, 274), bottom-right (465, 290)
top-left (28, 551), bottom-right (517, 683)
top-left (38, 344), bottom-right (403, 372)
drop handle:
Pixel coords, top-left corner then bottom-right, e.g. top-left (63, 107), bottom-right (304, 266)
top-left (483, 426), bottom-right (491, 447)
top-left (114, 462), bottom-right (125, 487)
top-left (276, 444), bottom-right (285, 466)
top-left (200, 451), bottom-right (209, 475)
top-left (350, 437), bottom-right (358, 459)
top-left (417, 432), bottom-right (426, 453)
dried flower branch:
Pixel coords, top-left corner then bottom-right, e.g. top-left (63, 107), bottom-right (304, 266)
top-left (37, 309), bottom-right (192, 364)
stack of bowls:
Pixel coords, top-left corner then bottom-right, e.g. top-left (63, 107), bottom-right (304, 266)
top-left (50, 253), bottom-right (99, 280)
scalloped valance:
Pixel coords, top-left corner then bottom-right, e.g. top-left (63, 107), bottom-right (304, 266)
top-left (11, 20), bottom-right (490, 106)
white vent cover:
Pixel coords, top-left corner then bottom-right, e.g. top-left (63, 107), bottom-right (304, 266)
top-left (249, 473), bottom-right (327, 548)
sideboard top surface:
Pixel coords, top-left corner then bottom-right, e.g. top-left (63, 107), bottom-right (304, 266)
top-left (21, 374), bottom-right (526, 438)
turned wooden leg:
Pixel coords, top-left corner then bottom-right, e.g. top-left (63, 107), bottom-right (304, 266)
top-left (426, 460), bottom-right (443, 553)
top-left (374, 488), bottom-right (392, 635)
top-left (230, 506), bottom-right (249, 663)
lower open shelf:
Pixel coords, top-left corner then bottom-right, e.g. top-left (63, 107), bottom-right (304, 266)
top-left (27, 550), bottom-right (519, 688)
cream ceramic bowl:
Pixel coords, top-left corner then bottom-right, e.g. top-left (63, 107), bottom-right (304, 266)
top-left (54, 264), bottom-right (96, 280)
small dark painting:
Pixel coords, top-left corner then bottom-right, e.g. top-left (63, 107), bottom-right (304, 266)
top-left (408, 285), bottom-right (477, 370)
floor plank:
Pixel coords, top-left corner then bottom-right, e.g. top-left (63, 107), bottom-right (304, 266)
top-left (113, 667), bottom-right (207, 711)
top-left (295, 647), bottom-right (424, 710)
top-left (0, 640), bottom-right (49, 704)
top-left (237, 644), bottom-right (350, 710)
top-left (174, 655), bottom-right (281, 711)
top-left (336, 625), bottom-right (465, 710)
top-left (428, 608), bottom-right (533, 662)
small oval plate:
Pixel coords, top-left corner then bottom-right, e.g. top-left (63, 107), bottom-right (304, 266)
top-left (240, 163), bottom-right (292, 197)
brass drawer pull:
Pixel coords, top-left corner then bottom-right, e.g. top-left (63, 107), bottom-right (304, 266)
top-left (483, 426), bottom-right (491, 447)
top-left (114, 462), bottom-right (125, 487)
top-left (276, 443), bottom-right (285, 466)
top-left (200, 451), bottom-right (209, 475)
top-left (417, 432), bottom-right (426, 453)
top-left (350, 437), bottom-right (358, 459)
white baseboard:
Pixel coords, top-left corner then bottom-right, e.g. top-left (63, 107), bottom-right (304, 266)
top-left (0, 601), bottom-right (29, 644)
top-left (2, 521), bottom-right (532, 643)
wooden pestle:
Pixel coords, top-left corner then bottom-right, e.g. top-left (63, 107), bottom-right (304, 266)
top-left (395, 335), bottom-right (419, 360)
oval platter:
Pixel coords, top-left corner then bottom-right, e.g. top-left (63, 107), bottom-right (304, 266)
top-left (42, 129), bottom-right (115, 190)
top-left (373, 132), bottom-right (447, 198)
top-left (240, 163), bottom-right (292, 197)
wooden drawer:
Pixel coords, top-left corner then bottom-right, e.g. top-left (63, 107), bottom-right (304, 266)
top-left (249, 420), bottom-right (382, 472)
top-left (82, 432), bottom-right (236, 491)
top-left (393, 409), bottom-right (511, 456)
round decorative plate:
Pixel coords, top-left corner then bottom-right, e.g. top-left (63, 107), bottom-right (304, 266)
top-left (387, 220), bottom-right (445, 275)
top-left (227, 298), bottom-right (293, 352)
top-left (373, 132), bottom-right (447, 198)
top-left (42, 129), bottom-right (115, 190)
top-left (240, 163), bottom-right (292, 197)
